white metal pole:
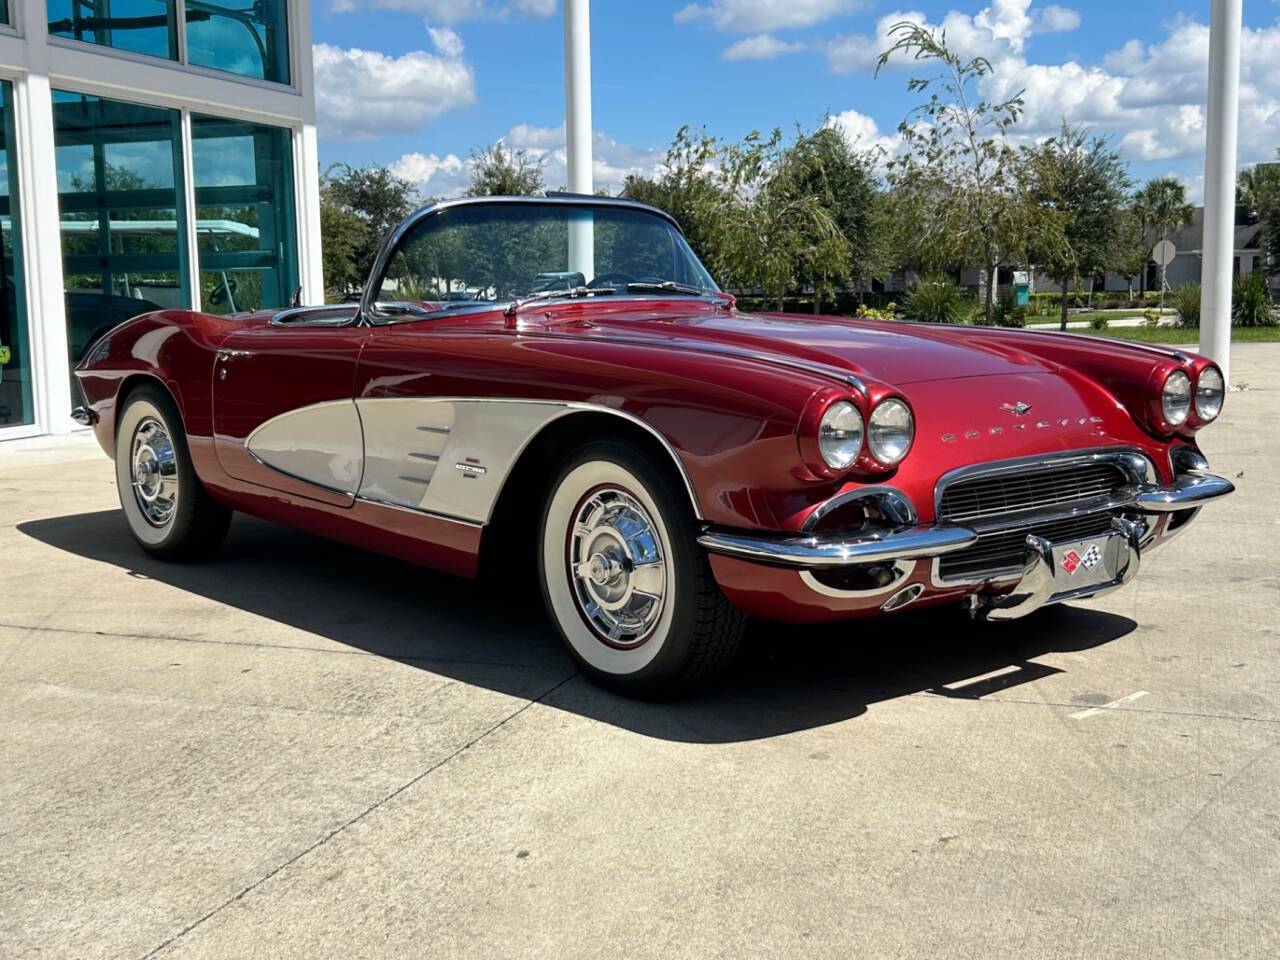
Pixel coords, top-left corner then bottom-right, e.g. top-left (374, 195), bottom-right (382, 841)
top-left (563, 0), bottom-right (594, 281)
top-left (1199, 0), bottom-right (1241, 382)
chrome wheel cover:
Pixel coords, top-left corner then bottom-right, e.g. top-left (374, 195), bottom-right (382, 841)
top-left (129, 416), bottom-right (178, 527)
top-left (567, 485), bottom-right (668, 648)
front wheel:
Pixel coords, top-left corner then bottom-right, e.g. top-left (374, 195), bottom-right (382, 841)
top-left (115, 384), bottom-right (231, 561)
top-left (538, 441), bottom-right (745, 698)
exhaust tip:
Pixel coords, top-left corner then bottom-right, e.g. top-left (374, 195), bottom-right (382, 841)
top-left (881, 583), bottom-right (924, 612)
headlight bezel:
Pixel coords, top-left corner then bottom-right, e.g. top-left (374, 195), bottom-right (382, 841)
top-left (1194, 365), bottom-right (1224, 422)
top-left (817, 400), bottom-right (864, 470)
top-left (1161, 369), bottom-right (1192, 428)
top-left (867, 397), bottom-right (915, 466)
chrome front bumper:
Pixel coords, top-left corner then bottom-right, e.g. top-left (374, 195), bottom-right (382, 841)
top-left (697, 469), bottom-right (1235, 570)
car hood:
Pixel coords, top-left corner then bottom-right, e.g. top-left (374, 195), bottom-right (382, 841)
top-left (575, 309), bottom-right (1056, 385)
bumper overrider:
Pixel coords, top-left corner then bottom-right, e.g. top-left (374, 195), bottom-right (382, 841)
top-left (698, 467), bottom-right (1234, 620)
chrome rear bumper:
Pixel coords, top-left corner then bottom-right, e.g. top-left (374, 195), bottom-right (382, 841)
top-left (698, 469), bottom-right (1234, 570)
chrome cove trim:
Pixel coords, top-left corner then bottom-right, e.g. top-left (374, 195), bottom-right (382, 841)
top-left (698, 524), bottom-right (977, 569)
top-left (243, 397), bottom-right (703, 525)
top-left (801, 485), bottom-right (917, 531)
top-left (934, 446), bottom-right (1157, 519)
top-left (799, 560), bottom-right (916, 598)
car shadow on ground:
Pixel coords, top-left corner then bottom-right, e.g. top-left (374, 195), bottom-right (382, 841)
top-left (20, 510), bottom-right (1137, 744)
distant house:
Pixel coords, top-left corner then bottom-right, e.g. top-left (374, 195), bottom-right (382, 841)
top-left (1032, 206), bottom-right (1266, 295)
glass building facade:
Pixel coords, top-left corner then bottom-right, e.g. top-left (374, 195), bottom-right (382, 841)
top-left (0, 0), bottom-right (320, 439)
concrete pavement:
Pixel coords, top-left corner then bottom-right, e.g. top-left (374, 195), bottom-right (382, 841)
top-left (2, 345), bottom-right (1278, 959)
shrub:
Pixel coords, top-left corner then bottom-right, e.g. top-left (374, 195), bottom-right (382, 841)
top-left (900, 278), bottom-right (966, 324)
top-left (861, 301), bottom-right (897, 321)
top-left (1089, 315), bottom-right (1109, 330)
top-left (988, 294), bottom-right (1027, 327)
top-left (1143, 308), bottom-right (1161, 327)
top-left (1232, 272), bottom-right (1277, 327)
top-left (1169, 283), bottom-right (1201, 328)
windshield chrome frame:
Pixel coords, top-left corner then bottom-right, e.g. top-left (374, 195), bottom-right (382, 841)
top-left (357, 195), bottom-right (714, 326)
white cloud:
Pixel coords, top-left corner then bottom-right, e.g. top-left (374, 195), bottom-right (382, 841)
top-left (825, 109), bottom-right (901, 159)
top-left (313, 43), bottom-right (476, 140)
top-left (722, 33), bottom-right (808, 60)
top-left (387, 124), bottom-right (668, 199)
top-left (675, 0), bottom-right (861, 33)
top-left (1035, 4), bottom-right (1079, 33)
top-left (426, 25), bottom-right (464, 58)
top-left (330, 0), bottom-right (555, 20)
top-left (388, 151), bottom-right (468, 196)
top-left (829, 2), bottom-right (1280, 188)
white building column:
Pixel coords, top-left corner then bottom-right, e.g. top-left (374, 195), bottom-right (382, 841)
top-left (563, 0), bottom-right (593, 280)
top-left (1199, 0), bottom-right (1242, 382)
top-left (293, 0), bottom-right (325, 305)
top-left (16, 0), bottom-right (72, 432)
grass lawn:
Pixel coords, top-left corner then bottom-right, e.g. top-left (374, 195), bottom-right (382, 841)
top-left (1029, 309), bottom-right (1150, 324)
top-left (1069, 325), bottom-right (1280, 344)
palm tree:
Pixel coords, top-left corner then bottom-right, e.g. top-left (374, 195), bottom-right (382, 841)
top-left (1133, 177), bottom-right (1196, 301)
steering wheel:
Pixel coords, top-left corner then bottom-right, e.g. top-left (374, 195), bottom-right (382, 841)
top-left (588, 271), bottom-right (635, 289)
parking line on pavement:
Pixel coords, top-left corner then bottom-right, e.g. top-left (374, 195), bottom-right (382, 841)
top-left (1070, 690), bottom-right (1150, 719)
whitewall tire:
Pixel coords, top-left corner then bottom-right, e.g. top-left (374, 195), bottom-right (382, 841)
top-left (538, 441), bottom-right (745, 698)
top-left (115, 384), bottom-right (231, 561)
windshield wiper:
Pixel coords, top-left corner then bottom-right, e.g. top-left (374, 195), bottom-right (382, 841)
top-left (625, 281), bottom-right (710, 296)
top-left (503, 285), bottom-right (618, 316)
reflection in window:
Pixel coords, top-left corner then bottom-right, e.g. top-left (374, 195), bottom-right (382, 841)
top-left (192, 116), bottom-right (297, 314)
top-left (0, 0), bottom-right (9, 26)
top-left (48, 0), bottom-right (178, 61)
top-left (187, 0), bottom-right (290, 84)
top-left (53, 91), bottom-right (189, 393)
top-left (0, 82), bottom-right (32, 427)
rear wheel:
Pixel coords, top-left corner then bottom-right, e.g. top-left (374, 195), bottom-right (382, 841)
top-left (115, 384), bottom-right (231, 560)
top-left (538, 441), bottom-right (745, 698)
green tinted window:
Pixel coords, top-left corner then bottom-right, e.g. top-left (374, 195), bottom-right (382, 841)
top-left (0, 81), bottom-right (32, 428)
top-left (53, 91), bottom-right (190, 396)
top-left (186, 0), bottom-right (290, 84)
top-left (192, 116), bottom-right (298, 314)
top-left (48, 0), bottom-right (178, 61)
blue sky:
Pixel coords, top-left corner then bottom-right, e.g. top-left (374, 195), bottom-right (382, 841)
top-left (311, 0), bottom-right (1280, 202)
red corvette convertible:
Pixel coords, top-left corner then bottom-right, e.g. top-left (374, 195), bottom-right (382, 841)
top-left (74, 195), bottom-right (1233, 697)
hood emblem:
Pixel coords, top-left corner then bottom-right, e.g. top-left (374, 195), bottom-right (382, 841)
top-left (1000, 401), bottom-right (1033, 416)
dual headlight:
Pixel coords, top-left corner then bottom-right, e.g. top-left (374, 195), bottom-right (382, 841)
top-left (1161, 365), bottom-right (1224, 428)
top-left (818, 398), bottom-right (914, 470)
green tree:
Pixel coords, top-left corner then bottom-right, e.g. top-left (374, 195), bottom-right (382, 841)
top-left (465, 142), bottom-right (546, 196)
top-left (783, 124), bottom-right (879, 312)
top-left (1114, 206), bottom-right (1152, 300)
top-left (1238, 154), bottom-right (1280, 287)
top-left (1133, 176), bottom-right (1195, 303)
top-left (620, 126), bottom-right (725, 272)
top-left (876, 21), bottom-right (1029, 323)
top-left (709, 128), bottom-right (848, 311)
top-left (320, 163), bottom-right (420, 298)
top-left (1021, 122), bottom-right (1131, 330)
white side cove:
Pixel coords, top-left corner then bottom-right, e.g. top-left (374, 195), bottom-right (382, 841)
top-left (246, 399), bottom-right (364, 496)
top-left (245, 397), bottom-right (704, 525)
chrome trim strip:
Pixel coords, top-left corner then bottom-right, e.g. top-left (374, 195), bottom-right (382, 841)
top-left (698, 524), bottom-right (978, 569)
top-left (356, 494), bottom-right (484, 528)
top-left (799, 560), bottom-right (916, 598)
top-left (801, 485), bottom-right (917, 531)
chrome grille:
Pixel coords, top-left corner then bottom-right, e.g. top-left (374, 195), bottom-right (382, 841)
top-left (938, 513), bottom-right (1113, 580)
top-left (938, 462), bottom-right (1127, 524)
top-left (935, 455), bottom-right (1134, 582)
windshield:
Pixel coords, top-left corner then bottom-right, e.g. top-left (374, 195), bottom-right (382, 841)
top-left (374, 201), bottom-right (718, 308)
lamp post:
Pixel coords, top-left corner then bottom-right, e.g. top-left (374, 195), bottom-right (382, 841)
top-left (1199, 0), bottom-right (1241, 382)
top-left (563, 0), bottom-right (594, 280)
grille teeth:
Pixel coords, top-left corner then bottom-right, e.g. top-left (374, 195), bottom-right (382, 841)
top-left (937, 461), bottom-right (1128, 580)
